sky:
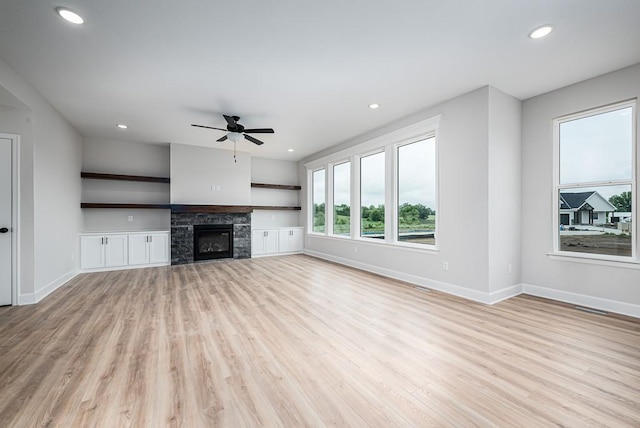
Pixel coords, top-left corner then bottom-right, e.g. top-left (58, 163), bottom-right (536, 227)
top-left (315, 137), bottom-right (437, 209)
top-left (560, 105), bottom-right (632, 201)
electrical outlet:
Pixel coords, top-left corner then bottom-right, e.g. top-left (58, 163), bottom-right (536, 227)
top-left (216, 185), bottom-right (221, 191)
top-left (508, 263), bottom-right (513, 274)
top-left (442, 261), bottom-right (449, 271)
top-left (128, 215), bottom-right (134, 222)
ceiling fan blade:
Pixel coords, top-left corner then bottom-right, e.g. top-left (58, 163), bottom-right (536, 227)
top-left (191, 124), bottom-right (227, 131)
top-left (243, 128), bottom-right (274, 134)
top-left (244, 134), bottom-right (264, 145)
top-left (217, 135), bottom-right (228, 142)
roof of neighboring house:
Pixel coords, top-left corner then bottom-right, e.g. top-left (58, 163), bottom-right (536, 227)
top-left (560, 191), bottom-right (617, 211)
top-left (560, 192), bottom-right (595, 209)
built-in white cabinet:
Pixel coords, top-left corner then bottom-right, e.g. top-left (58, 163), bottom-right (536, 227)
top-left (252, 227), bottom-right (303, 257)
top-left (278, 227), bottom-right (304, 254)
top-left (252, 229), bottom-right (279, 256)
top-left (81, 231), bottom-right (169, 271)
top-left (80, 233), bottom-right (128, 270)
top-left (128, 232), bottom-right (170, 266)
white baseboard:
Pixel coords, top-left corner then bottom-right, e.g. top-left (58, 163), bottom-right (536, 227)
top-left (304, 249), bottom-right (522, 305)
top-left (523, 283), bottom-right (640, 319)
top-left (80, 262), bottom-right (170, 273)
top-left (19, 269), bottom-right (79, 305)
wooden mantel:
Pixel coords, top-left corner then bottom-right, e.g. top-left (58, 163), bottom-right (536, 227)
top-left (170, 205), bottom-right (254, 214)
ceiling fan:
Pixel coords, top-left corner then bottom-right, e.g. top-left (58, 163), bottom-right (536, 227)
top-left (191, 114), bottom-right (274, 146)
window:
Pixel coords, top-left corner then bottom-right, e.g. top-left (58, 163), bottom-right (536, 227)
top-left (397, 137), bottom-right (436, 246)
top-left (305, 115), bottom-right (440, 248)
top-left (555, 101), bottom-right (635, 258)
top-left (360, 152), bottom-right (385, 239)
top-left (312, 169), bottom-right (326, 233)
top-left (333, 161), bottom-right (350, 236)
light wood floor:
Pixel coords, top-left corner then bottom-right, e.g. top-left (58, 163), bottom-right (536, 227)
top-left (1, 255), bottom-right (639, 427)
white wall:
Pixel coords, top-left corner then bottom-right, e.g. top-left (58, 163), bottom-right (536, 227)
top-left (299, 87), bottom-right (512, 302)
top-left (0, 56), bottom-right (82, 300)
top-left (487, 87), bottom-right (522, 293)
top-left (522, 63), bottom-right (640, 316)
top-left (251, 157), bottom-right (301, 228)
top-left (82, 138), bottom-right (170, 232)
top-left (170, 143), bottom-right (251, 205)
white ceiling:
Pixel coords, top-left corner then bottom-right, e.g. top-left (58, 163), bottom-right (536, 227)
top-left (1, 0), bottom-right (639, 160)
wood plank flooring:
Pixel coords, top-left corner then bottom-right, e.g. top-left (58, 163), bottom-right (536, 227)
top-left (1, 255), bottom-right (639, 427)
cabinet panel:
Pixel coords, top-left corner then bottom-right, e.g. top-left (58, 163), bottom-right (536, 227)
top-left (149, 232), bottom-right (169, 264)
top-left (278, 228), bottom-right (303, 253)
top-left (252, 229), bottom-right (279, 256)
top-left (104, 235), bottom-right (128, 267)
top-left (251, 230), bottom-right (265, 255)
top-left (289, 228), bottom-right (304, 252)
top-left (81, 236), bottom-right (105, 269)
top-left (128, 234), bottom-right (150, 266)
top-left (264, 230), bottom-right (279, 254)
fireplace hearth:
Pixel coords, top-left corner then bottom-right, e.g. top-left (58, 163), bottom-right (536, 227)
top-left (194, 224), bottom-right (233, 261)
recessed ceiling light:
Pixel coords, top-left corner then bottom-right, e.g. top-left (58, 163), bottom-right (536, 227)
top-left (55, 7), bottom-right (85, 25)
top-left (116, 124), bottom-right (128, 129)
top-left (529, 25), bottom-right (553, 39)
top-left (287, 148), bottom-right (294, 152)
top-left (368, 103), bottom-right (380, 109)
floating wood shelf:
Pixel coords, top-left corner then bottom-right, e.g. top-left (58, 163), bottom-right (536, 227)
top-left (251, 182), bottom-right (301, 190)
top-left (81, 203), bottom-right (301, 212)
top-left (170, 205), bottom-right (254, 214)
top-left (81, 203), bottom-right (172, 209)
top-left (81, 172), bottom-right (170, 184)
top-left (252, 206), bottom-right (301, 211)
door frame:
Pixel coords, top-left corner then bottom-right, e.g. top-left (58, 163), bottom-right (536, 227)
top-left (1, 133), bottom-right (20, 306)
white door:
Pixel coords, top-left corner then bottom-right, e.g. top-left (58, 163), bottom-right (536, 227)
top-left (0, 138), bottom-right (12, 305)
top-left (128, 234), bottom-right (149, 266)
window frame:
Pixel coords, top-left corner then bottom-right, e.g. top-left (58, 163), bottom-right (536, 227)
top-left (393, 136), bottom-right (438, 250)
top-left (309, 167), bottom-right (327, 235)
top-left (331, 160), bottom-right (352, 238)
top-left (358, 149), bottom-right (387, 241)
top-left (305, 115), bottom-right (441, 251)
top-left (552, 99), bottom-right (637, 262)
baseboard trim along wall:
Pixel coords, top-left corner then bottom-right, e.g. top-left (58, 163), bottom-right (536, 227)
top-left (304, 250), bottom-right (639, 318)
top-left (19, 269), bottom-right (79, 305)
top-left (304, 249), bottom-right (523, 305)
top-left (523, 283), bottom-right (640, 319)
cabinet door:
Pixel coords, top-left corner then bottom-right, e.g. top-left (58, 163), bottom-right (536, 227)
top-left (81, 236), bottom-right (105, 269)
top-left (128, 234), bottom-right (149, 266)
top-left (289, 228), bottom-right (304, 252)
top-left (149, 232), bottom-right (169, 264)
top-left (264, 230), bottom-right (279, 254)
top-left (252, 230), bottom-right (266, 256)
top-left (278, 229), bottom-right (291, 253)
top-left (105, 234), bottom-right (128, 267)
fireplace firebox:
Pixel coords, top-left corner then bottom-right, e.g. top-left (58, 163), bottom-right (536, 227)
top-left (193, 224), bottom-right (233, 261)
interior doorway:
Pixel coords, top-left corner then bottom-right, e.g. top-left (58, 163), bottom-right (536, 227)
top-left (0, 134), bottom-right (18, 306)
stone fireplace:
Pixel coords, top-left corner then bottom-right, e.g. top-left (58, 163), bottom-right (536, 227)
top-left (170, 208), bottom-right (251, 265)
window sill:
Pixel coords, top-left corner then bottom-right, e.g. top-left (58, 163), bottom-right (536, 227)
top-left (547, 252), bottom-right (640, 269)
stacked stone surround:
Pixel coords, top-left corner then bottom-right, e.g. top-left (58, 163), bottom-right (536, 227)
top-left (171, 211), bottom-right (251, 265)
